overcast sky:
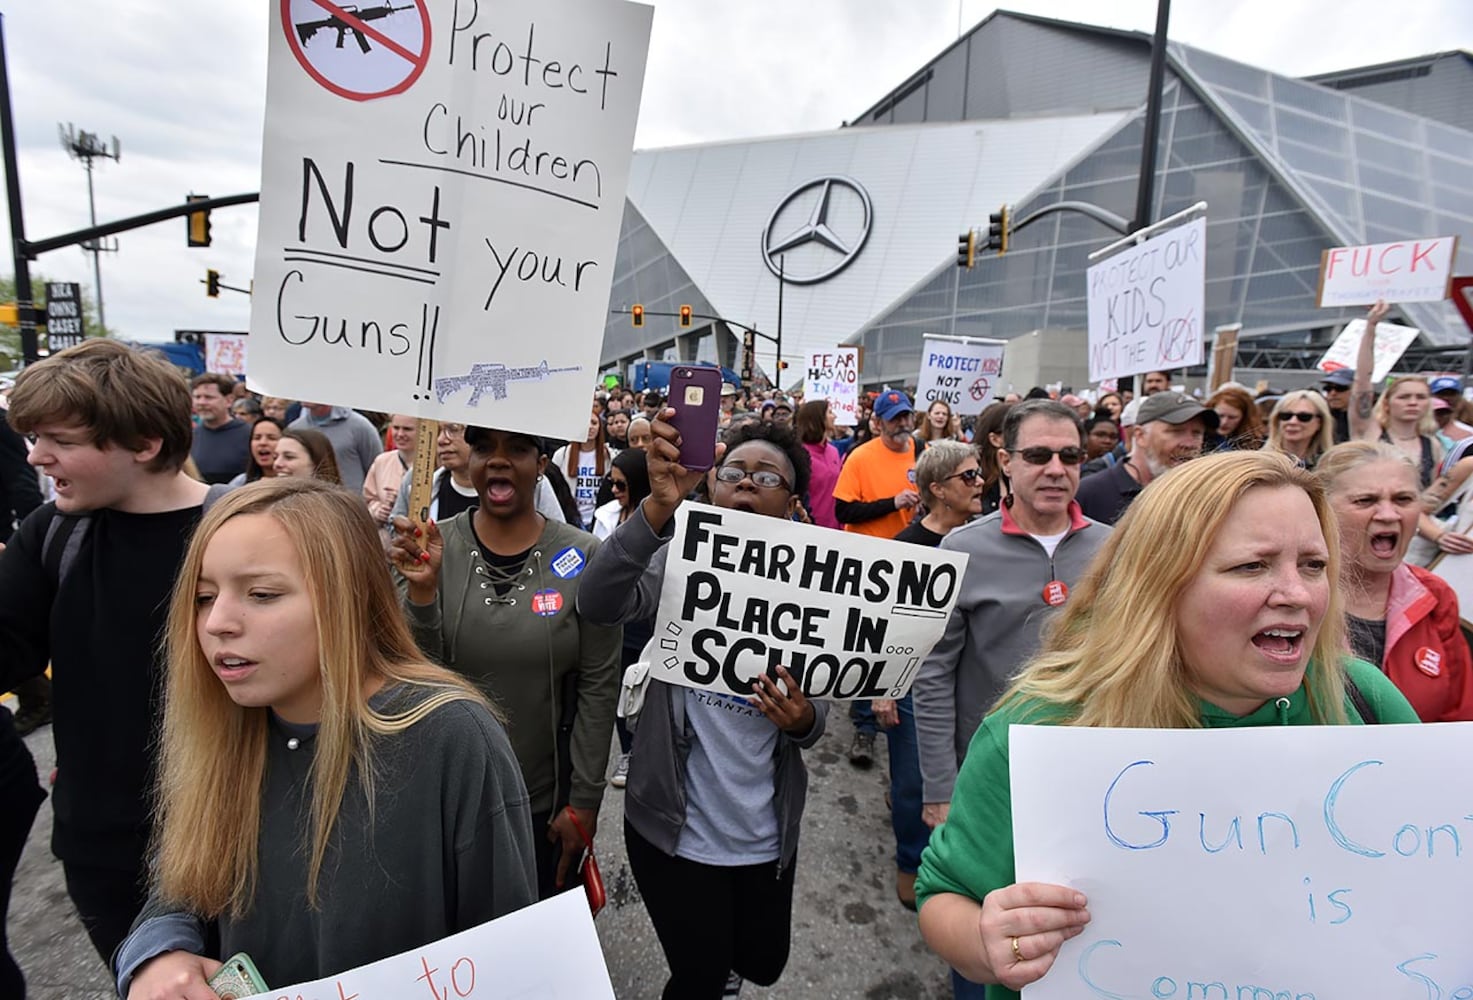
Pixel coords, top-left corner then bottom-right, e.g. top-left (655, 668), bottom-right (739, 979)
top-left (1, 1), bottom-right (1469, 348)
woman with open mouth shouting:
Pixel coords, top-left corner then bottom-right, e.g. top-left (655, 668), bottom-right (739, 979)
top-left (1319, 441), bottom-right (1473, 722)
top-left (915, 450), bottom-right (1420, 1000)
top-left (391, 425), bottom-right (621, 903)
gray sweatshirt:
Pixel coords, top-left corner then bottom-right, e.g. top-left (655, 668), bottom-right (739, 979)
top-left (912, 502), bottom-right (1109, 803)
top-left (114, 684), bottom-right (537, 995)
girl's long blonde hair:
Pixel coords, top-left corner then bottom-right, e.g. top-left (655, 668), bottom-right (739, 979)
top-left (153, 478), bottom-right (494, 918)
top-left (1373, 376), bottom-right (1437, 437)
top-left (1264, 390), bottom-right (1336, 460)
top-left (997, 451), bottom-right (1349, 728)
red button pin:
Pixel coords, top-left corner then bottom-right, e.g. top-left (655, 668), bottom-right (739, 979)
top-left (1042, 580), bottom-right (1069, 607)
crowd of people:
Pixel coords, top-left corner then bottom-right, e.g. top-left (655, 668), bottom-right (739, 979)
top-left (0, 294), bottom-right (1470, 999)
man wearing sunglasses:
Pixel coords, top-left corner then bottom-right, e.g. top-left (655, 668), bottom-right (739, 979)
top-left (1320, 368), bottom-right (1354, 444)
top-left (1075, 390), bottom-right (1217, 526)
top-left (913, 400), bottom-right (1110, 841)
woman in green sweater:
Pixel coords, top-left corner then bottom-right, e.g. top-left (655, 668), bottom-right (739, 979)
top-left (916, 450), bottom-right (1419, 1000)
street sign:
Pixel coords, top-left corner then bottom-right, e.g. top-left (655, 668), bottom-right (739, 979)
top-left (45, 283), bottom-right (85, 351)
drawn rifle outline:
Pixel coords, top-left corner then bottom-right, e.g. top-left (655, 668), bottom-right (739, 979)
top-left (295, 3), bottom-right (413, 54)
top-left (433, 361), bottom-right (583, 406)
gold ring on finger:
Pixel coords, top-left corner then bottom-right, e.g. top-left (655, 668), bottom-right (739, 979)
top-left (1011, 935), bottom-right (1023, 962)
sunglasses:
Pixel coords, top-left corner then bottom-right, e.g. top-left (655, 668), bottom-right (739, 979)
top-left (610, 479), bottom-right (628, 492)
top-left (945, 468), bottom-right (983, 484)
top-left (1320, 384), bottom-right (1349, 392)
top-left (1278, 412), bottom-right (1319, 423)
top-left (715, 465), bottom-right (791, 491)
top-left (1010, 446), bottom-right (1086, 466)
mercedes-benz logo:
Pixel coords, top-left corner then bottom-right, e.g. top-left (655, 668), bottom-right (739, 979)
top-left (761, 176), bottom-right (873, 285)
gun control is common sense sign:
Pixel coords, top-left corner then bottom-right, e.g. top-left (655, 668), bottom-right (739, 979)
top-left (249, 0), bottom-right (652, 442)
top-left (652, 504), bottom-right (968, 700)
top-left (1086, 217), bottom-right (1206, 383)
top-left (1011, 724), bottom-right (1473, 1000)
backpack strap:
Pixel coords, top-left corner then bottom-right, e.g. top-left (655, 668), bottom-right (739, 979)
top-left (1345, 676), bottom-right (1378, 725)
top-left (42, 509), bottom-right (92, 591)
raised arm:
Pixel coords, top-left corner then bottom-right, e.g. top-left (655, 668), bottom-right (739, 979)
top-left (1348, 299), bottom-right (1390, 442)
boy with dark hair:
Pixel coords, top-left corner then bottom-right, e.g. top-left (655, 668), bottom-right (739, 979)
top-left (1, 340), bottom-right (213, 965)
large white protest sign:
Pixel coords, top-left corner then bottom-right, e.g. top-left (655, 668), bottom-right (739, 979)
top-left (1316, 317), bottom-right (1420, 383)
top-left (1086, 217), bottom-right (1206, 383)
top-left (248, 0), bottom-right (652, 442)
top-left (241, 889), bottom-right (613, 1000)
top-left (651, 503), bottom-right (968, 700)
top-left (1011, 724), bottom-right (1473, 1000)
top-left (1317, 236), bottom-right (1460, 307)
top-left (917, 335), bottom-right (1006, 416)
top-left (804, 347), bottom-right (861, 426)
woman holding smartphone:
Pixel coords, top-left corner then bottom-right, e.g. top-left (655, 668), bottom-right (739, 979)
top-left (114, 479), bottom-right (537, 998)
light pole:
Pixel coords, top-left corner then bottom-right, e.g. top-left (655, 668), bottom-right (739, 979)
top-left (59, 123), bottom-right (120, 332)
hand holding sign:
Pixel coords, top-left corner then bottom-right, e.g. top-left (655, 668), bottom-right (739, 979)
top-left (390, 515), bottom-right (441, 602)
top-left (125, 950), bottom-right (223, 1000)
top-left (747, 665), bottom-right (816, 735)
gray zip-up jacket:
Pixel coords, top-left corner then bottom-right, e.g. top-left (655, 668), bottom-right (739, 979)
top-left (912, 501), bottom-right (1109, 803)
top-left (576, 505), bottom-right (828, 871)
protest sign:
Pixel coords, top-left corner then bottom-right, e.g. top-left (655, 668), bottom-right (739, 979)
top-left (651, 502), bottom-right (968, 700)
top-left (44, 282), bottom-right (85, 351)
top-left (916, 335), bottom-right (1005, 416)
top-left (206, 334), bottom-right (248, 377)
top-left (1316, 236), bottom-right (1459, 307)
top-left (1316, 317), bottom-right (1420, 383)
top-left (804, 347), bottom-right (860, 425)
top-left (240, 888), bottom-right (612, 999)
top-left (248, 0), bottom-right (652, 443)
top-left (1011, 723), bottom-right (1473, 999)
top-left (1086, 217), bottom-right (1206, 383)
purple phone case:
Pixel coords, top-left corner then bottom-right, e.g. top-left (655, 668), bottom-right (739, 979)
top-left (667, 367), bottom-right (724, 471)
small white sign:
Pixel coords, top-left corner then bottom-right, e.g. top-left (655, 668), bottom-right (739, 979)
top-left (916, 335), bottom-right (1006, 416)
top-left (242, 890), bottom-right (614, 1000)
top-left (1317, 237), bottom-right (1459, 307)
top-left (803, 347), bottom-right (861, 426)
top-left (1086, 217), bottom-right (1206, 383)
top-left (1011, 724), bottom-right (1473, 1000)
top-left (651, 503), bottom-right (968, 700)
top-left (1316, 318), bottom-right (1420, 383)
top-left (249, 0), bottom-right (653, 442)
top-left (205, 334), bottom-right (249, 377)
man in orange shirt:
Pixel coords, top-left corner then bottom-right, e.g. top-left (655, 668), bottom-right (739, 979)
top-left (834, 389), bottom-right (921, 539)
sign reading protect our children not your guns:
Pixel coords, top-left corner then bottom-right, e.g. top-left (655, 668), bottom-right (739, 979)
top-left (1316, 236), bottom-right (1459, 308)
top-left (1010, 724), bottom-right (1473, 1000)
top-left (651, 503), bottom-right (968, 700)
top-left (240, 889), bottom-right (613, 1000)
top-left (248, 0), bottom-right (653, 443)
top-left (1086, 216), bottom-right (1206, 383)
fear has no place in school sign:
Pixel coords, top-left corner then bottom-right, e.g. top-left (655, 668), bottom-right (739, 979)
top-left (249, 0), bottom-right (652, 443)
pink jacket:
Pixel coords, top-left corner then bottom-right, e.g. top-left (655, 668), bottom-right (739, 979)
top-left (1383, 564), bottom-right (1473, 722)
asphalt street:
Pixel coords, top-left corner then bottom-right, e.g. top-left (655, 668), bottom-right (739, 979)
top-left (7, 699), bottom-right (953, 999)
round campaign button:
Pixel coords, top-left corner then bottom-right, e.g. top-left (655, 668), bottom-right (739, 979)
top-left (1415, 646), bottom-right (1442, 677)
top-left (1042, 580), bottom-right (1069, 607)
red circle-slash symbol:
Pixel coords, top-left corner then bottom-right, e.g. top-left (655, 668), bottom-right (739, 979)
top-left (969, 377), bottom-right (990, 402)
top-left (282, 0), bottom-right (432, 102)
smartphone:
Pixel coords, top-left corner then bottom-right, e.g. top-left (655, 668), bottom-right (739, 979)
top-left (666, 366), bottom-right (723, 471)
top-left (208, 953), bottom-right (269, 999)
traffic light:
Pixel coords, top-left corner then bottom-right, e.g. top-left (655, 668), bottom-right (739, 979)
top-left (0, 303), bottom-right (16, 326)
top-left (778, 360), bottom-right (789, 371)
top-left (186, 194), bottom-right (212, 248)
top-left (679, 304), bottom-right (693, 328)
top-left (206, 269), bottom-right (221, 298)
top-left (956, 231), bottom-right (976, 270)
top-left (631, 304), bottom-right (644, 328)
top-left (986, 205), bottom-right (1011, 256)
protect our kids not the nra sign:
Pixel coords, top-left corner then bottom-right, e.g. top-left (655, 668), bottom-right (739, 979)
top-left (249, 0), bottom-right (653, 442)
top-left (1011, 724), bottom-right (1473, 999)
top-left (652, 504), bottom-right (968, 701)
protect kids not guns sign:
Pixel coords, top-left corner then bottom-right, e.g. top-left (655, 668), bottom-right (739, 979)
top-left (651, 503), bottom-right (968, 701)
top-left (249, 0), bottom-right (653, 442)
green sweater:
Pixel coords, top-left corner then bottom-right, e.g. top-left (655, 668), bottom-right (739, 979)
top-left (914, 658), bottom-right (1419, 1000)
top-left (404, 514), bottom-right (622, 814)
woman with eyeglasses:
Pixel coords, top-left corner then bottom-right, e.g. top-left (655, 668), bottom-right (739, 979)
top-left (391, 426), bottom-right (621, 901)
top-left (577, 419), bottom-right (827, 999)
top-left (873, 440), bottom-right (982, 912)
top-left (1262, 390), bottom-right (1335, 470)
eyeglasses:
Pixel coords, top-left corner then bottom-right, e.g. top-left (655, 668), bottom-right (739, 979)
top-left (714, 465), bottom-right (792, 491)
top-left (437, 423), bottom-right (467, 439)
top-left (945, 468), bottom-right (982, 484)
top-left (1278, 412), bottom-right (1319, 423)
top-left (1320, 384), bottom-right (1349, 392)
top-left (610, 479), bottom-right (628, 492)
top-left (1010, 446), bottom-right (1086, 466)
